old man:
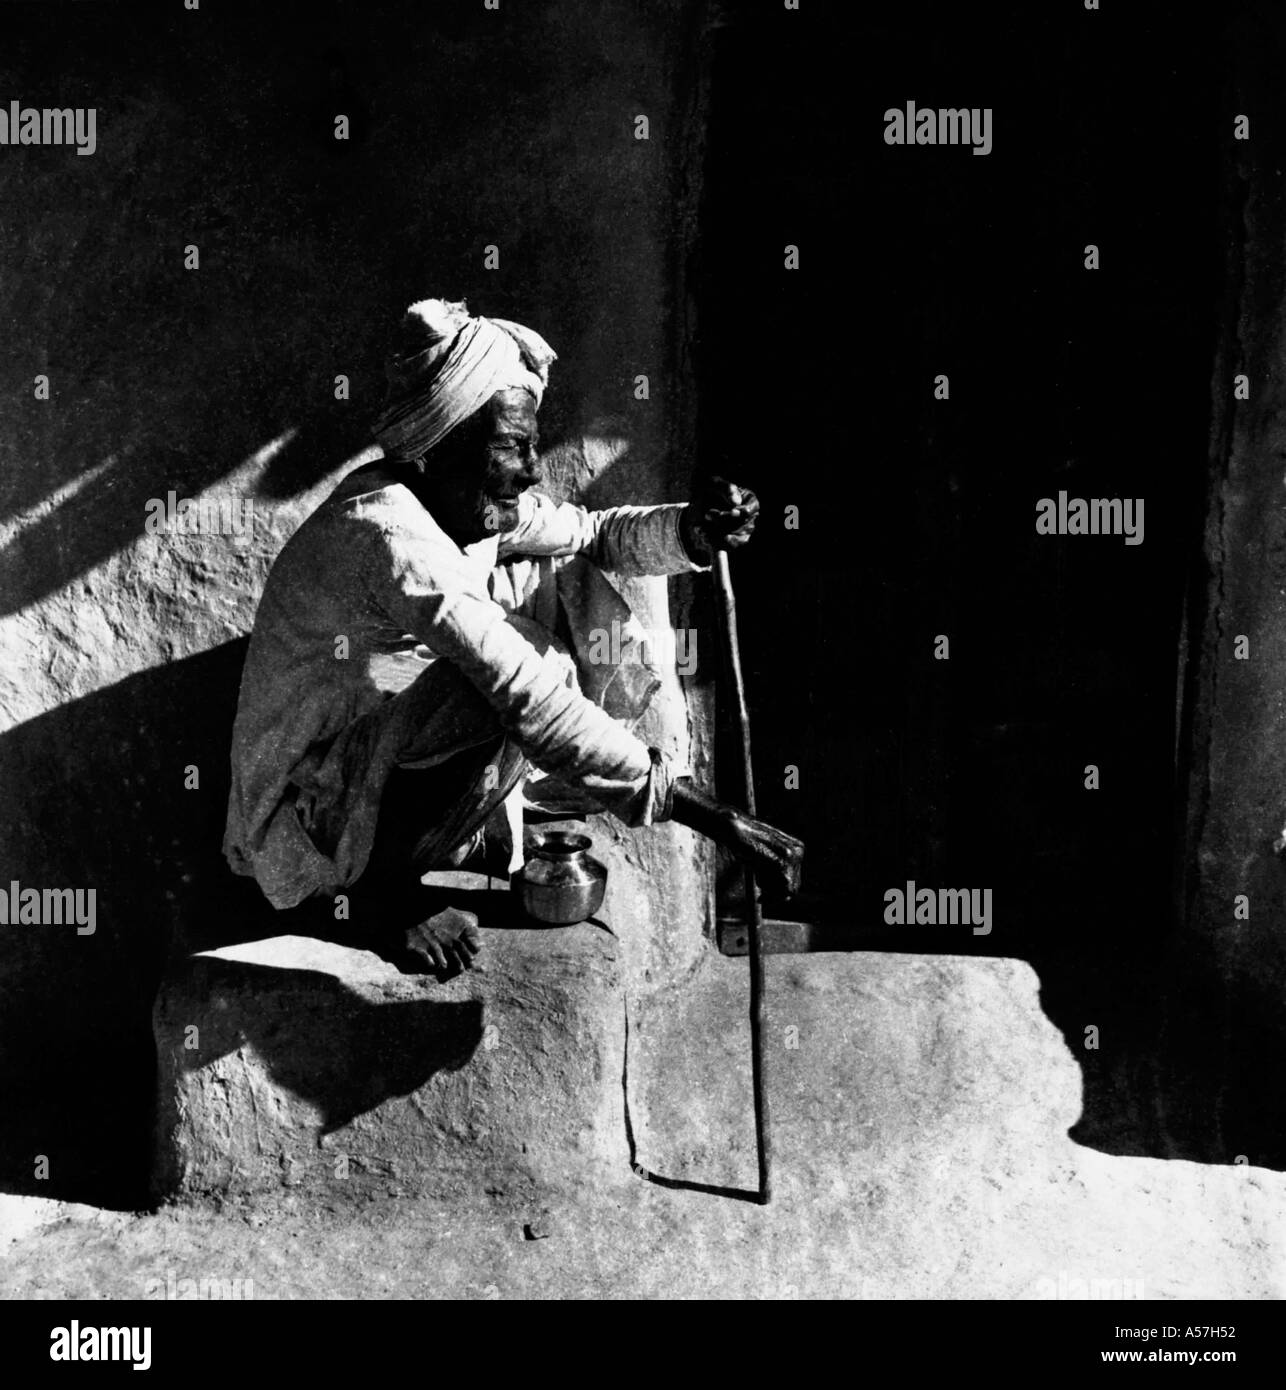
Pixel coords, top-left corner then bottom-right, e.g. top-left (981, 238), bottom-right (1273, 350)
top-left (224, 299), bottom-right (801, 973)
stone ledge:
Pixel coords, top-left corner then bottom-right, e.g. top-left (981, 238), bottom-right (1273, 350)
top-left (628, 951), bottom-right (1086, 1200)
top-left (151, 924), bottom-right (628, 1206)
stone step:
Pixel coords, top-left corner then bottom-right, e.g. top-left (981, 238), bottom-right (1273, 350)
top-left (152, 920), bottom-right (628, 1206)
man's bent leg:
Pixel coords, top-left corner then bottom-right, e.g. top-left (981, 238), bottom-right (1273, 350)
top-left (342, 615), bottom-right (575, 972)
top-left (296, 613), bottom-right (569, 889)
top-left (339, 736), bottom-right (526, 973)
top-left (379, 737), bottom-right (528, 881)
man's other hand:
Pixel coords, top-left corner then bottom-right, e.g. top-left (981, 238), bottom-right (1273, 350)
top-left (682, 476), bottom-right (760, 558)
top-left (725, 810), bottom-right (804, 899)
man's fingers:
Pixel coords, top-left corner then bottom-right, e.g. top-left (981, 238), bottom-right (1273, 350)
top-left (405, 927), bottom-right (450, 973)
top-left (706, 483), bottom-right (758, 507)
top-left (691, 479), bottom-right (759, 553)
top-left (701, 478), bottom-right (758, 514)
top-left (738, 819), bottom-right (805, 898)
top-left (407, 939), bottom-right (448, 973)
top-left (452, 917), bottom-right (481, 963)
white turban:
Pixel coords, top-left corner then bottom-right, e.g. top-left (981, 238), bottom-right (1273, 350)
top-left (371, 299), bottom-right (557, 462)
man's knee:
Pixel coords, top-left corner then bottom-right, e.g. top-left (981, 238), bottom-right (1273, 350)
top-left (393, 616), bottom-right (577, 769)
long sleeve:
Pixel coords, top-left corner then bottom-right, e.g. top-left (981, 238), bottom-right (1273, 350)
top-left (498, 491), bottom-right (708, 576)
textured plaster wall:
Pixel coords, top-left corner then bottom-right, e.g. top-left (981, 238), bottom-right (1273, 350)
top-left (0, 2), bottom-right (712, 1204)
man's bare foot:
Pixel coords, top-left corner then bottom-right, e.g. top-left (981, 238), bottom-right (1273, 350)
top-left (399, 906), bottom-right (482, 977)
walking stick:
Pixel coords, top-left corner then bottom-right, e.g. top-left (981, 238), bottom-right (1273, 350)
top-left (712, 547), bottom-right (772, 1205)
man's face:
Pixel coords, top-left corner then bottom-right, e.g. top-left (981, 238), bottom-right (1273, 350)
top-left (413, 388), bottom-right (541, 544)
top-left (454, 388), bottom-right (541, 539)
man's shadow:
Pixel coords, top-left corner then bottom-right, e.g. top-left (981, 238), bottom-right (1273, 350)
top-left (157, 950), bottom-right (486, 1139)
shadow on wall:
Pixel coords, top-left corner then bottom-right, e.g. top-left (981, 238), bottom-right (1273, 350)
top-left (0, 641), bottom-right (271, 1208)
top-left (174, 964), bottom-right (483, 1139)
top-left (0, 412), bottom-right (374, 623)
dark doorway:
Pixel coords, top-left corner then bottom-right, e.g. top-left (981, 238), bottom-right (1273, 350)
top-left (696, 2), bottom-right (1226, 1162)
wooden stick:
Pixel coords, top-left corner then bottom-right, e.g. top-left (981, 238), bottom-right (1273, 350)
top-left (713, 548), bottom-right (772, 1205)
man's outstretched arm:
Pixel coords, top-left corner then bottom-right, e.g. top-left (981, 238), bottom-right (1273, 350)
top-left (496, 475), bottom-right (761, 576)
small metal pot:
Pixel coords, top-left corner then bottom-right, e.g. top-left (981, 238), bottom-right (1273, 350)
top-left (518, 830), bottom-right (608, 925)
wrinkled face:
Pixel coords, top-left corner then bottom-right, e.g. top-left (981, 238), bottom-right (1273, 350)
top-left (474, 388), bottom-right (541, 535)
top-left (424, 388), bottom-right (540, 542)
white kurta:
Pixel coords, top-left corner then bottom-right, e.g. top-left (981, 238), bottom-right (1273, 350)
top-left (223, 462), bottom-right (704, 908)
